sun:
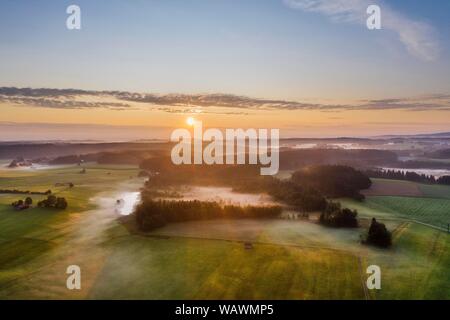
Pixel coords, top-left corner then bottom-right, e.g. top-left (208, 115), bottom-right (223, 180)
top-left (186, 117), bottom-right (195, 126)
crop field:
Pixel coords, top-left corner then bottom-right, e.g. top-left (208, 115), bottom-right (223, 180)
top-left (366, 196), bottom-right (450, 228)
top-left (419, 184), bottom-right (450, 200)
top-left (343, 196), bottom-right (450, 229)
top-left (362, 179), bottom-right (423, 197)
top-left (344, 179), bottom-right (450, 229)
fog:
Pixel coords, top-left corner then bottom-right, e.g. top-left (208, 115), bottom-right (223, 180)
top-left (115, 192), bottom-right (141, 216)
top-left (180, 186), bottom-right (276, 206)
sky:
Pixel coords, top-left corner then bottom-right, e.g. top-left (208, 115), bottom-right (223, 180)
top-left (0, 0), bottom-right (449, 140)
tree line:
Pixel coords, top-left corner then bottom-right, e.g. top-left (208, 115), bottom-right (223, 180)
top-left (0, 189), bottom-right (52, 195)
top-left (365, 169), bottom-right (450, 185)
top-left (135, 198), bottom-right (282, 231)
top-left (10, 195), bottom-right (68, 211)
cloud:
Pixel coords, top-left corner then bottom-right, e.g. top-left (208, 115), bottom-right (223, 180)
top-left (283, 0), bottom-right (439, 61)
top-left (0, 87), bottom-right (132, 110)
top-left (359, 94), bottom-right (450, 111)
top-left (1, 87), bottom-right (449, 113)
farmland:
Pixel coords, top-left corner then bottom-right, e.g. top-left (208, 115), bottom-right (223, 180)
top-left (343, 179), bottom-right (450, 230)
top-left (0, 169), bottom-right (449, 299)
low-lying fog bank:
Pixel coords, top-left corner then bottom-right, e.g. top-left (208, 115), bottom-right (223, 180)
top-left (114, 192), bottom-right (141, 216)
top-left (176, 186), bottom-right (276, 206)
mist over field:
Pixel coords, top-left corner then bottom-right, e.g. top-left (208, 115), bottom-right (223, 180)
top-left (1, 0), bottom-right (450, 303)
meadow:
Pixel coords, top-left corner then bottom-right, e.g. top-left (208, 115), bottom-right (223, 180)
top-left (0, 168), bottom-right (448, 299)
top-left (0, 164), bottom-right (140, 296)
top-left (344, 179), bottom-right (450, 230)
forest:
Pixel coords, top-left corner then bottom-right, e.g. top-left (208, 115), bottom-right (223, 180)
top-left (135, 199), bottom-right (282, 231)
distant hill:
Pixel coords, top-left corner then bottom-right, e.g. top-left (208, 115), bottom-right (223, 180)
top-left (377, 132), bottom-right (450, 139)
top-left (0, 142), bottom-right (171, 160)
top-left (426, 149), bottom-right (450, 159)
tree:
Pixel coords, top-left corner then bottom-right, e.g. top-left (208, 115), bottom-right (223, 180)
top-left (37, 195), bottom-right (68, 210)
top-left (25, 197), bottom-right (33, 206)
top-left (47, 195), bottom-right (57, 207)
top-left (366, 218), bottom-right (392, 248)
top-left (319, 201), bottom-right (358, 228)
top-left (56, 197), bottom-right (68, 210)
top-left (437, 175), bottom-right (450, 185)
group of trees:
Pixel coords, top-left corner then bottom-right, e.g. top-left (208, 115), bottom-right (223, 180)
top-left (318, 204), bottom-right (392, 247)
top-left (291, 165), bottom-right (372, 200)
top-left (266, 179), bottom-right (327, 211)
top-left (140, 158), bottom-right (264, 188)
top-left (319, 201), bottom-right (358, 228)
top-left (366, 169), bottom-right (441, 184)
top-left (10, 195), bottom-right (68, 211)
top-left (366, 169), bottom-right (450, 186)
top-left (135, 198), bottom-right (282, 231)
top-left (11, 197), bottom-right (33, 210)
top-left (437, 175), bottom-right (450, 185)
top-left (37, 195), bottom-right (68, 210)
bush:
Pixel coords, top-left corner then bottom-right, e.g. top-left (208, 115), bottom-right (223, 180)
top-left (11, 198), bottom-right (31, 211)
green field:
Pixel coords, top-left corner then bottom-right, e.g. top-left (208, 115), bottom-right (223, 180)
top-left (0, 171), bottom-right (449, 299)
top-left (342, 180), bottom-right (450, 229)
top-left (89, 237), bottom-right (364, 299)
top-left (367, 223), bottom-right (450, 299)
top-left (419, 183), bottom-right (450, 200)
top-left (0, 164), bottom-right (140, 296)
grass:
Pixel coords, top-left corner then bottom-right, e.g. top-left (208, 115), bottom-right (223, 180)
top-left (0, 168), bottom-right (449, 299)
top-left (88, 237), bottom-right (364, 300)
top-left (342, 196), bottom-right (450, 229)
top-left (342, 181), bottom-right (450, 229)
top-left (365, 223), bottom-right (450, 299)
top-left (0, 164), bottom-right (139, 293)
top-left (419, 183), bottom-right (450, 200)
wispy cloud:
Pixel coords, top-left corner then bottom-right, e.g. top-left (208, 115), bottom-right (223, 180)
top-left (0, 87), bottom-right (132, 110)
top-left (1, 87), bottom-right (449, 112)
top-left (283, 0), bottom-right (439, 61)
